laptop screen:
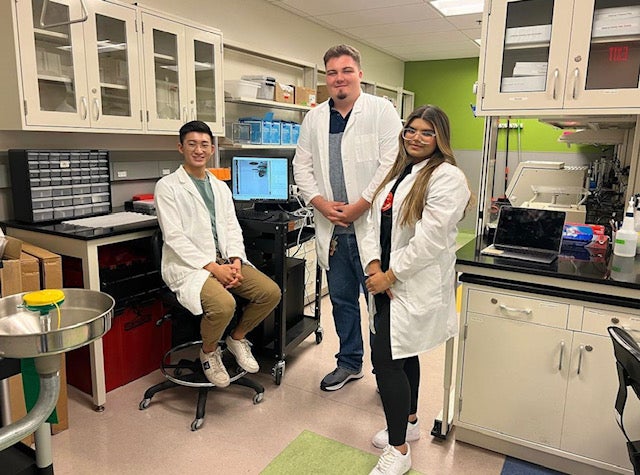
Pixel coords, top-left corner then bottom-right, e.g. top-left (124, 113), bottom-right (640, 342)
top-left (493, 206), bottom-right (566, 252)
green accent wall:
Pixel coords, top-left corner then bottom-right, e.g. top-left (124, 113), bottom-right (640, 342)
top-left (404, 58), bottom-right (594, 153)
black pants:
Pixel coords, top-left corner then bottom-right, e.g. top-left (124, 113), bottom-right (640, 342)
top-left (371, 294), bottom-right (420, 447)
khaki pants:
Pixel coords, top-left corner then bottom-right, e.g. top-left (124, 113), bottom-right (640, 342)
top-left (200, 264), bottom-right (281, 347)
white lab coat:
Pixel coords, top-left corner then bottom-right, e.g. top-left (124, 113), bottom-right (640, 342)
top-left (293, 92), bottom-right (403, 269)
top-left (154, 166), bottom-right (247, 315)
top-left (360, 160), bottom-right (470, 359)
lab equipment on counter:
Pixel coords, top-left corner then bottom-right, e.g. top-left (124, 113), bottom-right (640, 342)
top-left (505, 161), bottom-right (588, 222)
top-left (614, 198), bottom-right (638, 257)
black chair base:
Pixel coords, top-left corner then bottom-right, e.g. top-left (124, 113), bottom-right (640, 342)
top-left (139, 340), bottom-right (265, 431)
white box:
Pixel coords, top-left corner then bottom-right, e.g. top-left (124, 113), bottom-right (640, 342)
top-left (224, 79), bottom-right (260, 99)
top-left (504, 24), bottom-right (552, 45)
top-left (592, 16), bottom-right (640, 38)
top-left (594, 6), bottom-right (640, 21)
top-left (513, 62), bottom-right (548, 77)
top-left (501, 76), bottom-right (546, 93)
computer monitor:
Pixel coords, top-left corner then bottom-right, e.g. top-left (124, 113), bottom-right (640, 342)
top-left (231, 156), bottom-right (289, 203)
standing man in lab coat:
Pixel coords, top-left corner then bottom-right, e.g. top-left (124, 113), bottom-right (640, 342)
top-left (155, 120), bottom-right (281, 388)
top-left (293, 45), bottom-right (403, 391)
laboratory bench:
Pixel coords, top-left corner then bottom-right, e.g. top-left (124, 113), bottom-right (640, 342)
top-left (452, 236), bottom-right (640, 475)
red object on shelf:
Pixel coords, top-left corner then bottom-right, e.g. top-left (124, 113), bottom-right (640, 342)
top-left (132, 193), bottom-right (154, 201)
top-left (65, 298), bottom-right (171, 395)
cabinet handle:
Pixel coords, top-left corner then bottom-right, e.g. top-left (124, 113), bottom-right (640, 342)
top-left (552, 68), bottom-right (559, 100)
top-left (80, 96), bottom-right (88, 120)
top-left (558, 340), bottom-right (565, 371)
top-left (577, 344), bottom-right (584, 375)
top-left (572, 68), bottom-right (579, 100)
top-left (182, 107), bottom-right (187, 122)
top-left (498, 303), bottom-right (532, 316)
top-left (92, 98), bottom-right (100, 121)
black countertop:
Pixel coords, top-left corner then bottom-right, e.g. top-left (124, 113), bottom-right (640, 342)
top-left (456, 236), bottom-right (640, 292)
top-left (1, 218), bottom-right (158, 241)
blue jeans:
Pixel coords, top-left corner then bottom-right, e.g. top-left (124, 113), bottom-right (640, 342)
top-left (325, 233), bottom-right (368, 373)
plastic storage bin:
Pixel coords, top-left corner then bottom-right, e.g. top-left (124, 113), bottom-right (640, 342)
top-left (224, 79), bottom-right (260, 99)
top-left (241, 75), bottom-right (276, 100)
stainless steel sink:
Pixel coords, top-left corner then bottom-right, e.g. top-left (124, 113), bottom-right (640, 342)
top-left (0, 288), bottom-right (114, 359)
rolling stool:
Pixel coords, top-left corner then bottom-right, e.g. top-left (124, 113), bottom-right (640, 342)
top-left (138, 230), bottom-right (264, 431)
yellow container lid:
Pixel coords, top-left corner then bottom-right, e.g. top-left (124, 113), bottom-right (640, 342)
top-left (23, 289), bottom-right (65, 307)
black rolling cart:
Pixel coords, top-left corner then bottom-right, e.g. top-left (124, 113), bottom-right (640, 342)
top-left (238, 214), bottom-right (323, 385)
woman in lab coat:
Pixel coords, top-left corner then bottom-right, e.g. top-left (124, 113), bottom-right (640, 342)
top-left (361, 105), bottom-right (470, 475)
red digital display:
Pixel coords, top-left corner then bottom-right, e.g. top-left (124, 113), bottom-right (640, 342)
top-left (609, 45), bottom-right (629, 62)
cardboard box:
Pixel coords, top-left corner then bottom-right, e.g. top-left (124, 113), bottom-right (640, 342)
top-left (20, 252), bottom-right (40, 292)
top-left (22, 242), bottom-right (63, 289)
top-left (274, 83), bottom-right (294, 104)
top-left (316, 84), bottom-right (330, 103)
top-left (295, 86), bottom-right (317, 107)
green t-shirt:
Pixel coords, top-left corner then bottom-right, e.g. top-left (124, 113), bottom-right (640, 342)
top-left (189, 175), bottom-right (219, 249)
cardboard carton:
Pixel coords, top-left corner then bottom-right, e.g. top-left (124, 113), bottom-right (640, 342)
top-left (22, 242), bottom-right (63, 289)
top-left (275, 83), bottom-right (294, 104)
top-left (295, 86), bottom-right (317, 107)
top-left (316, 85), bottom-right (330, 103)
top-left (20, 252), bottom-right (40, 292)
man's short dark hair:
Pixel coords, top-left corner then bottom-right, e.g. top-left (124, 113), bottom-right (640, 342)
top-left (323, 44), bottom-right (361, 69)
top-left (179, 120), bottom-right (213, 144)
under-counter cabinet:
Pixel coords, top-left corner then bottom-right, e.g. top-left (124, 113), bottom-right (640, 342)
top-left (456, 281), bottom-right (640, 474)
top-left (139, 7), bottom-right (223, 135)
top-left (476, 0), bottom-right (640, 115)
top-left (5, 0), bottom-right (143, 131)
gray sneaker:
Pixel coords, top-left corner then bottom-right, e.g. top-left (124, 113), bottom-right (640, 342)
top-left (320, 367), bottom-right (364, 391)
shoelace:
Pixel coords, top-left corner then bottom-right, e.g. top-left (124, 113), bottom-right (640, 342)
top-left (237, 339), bottom-right (254, 359)
top-left (375, 446), bottom-right (397, 472)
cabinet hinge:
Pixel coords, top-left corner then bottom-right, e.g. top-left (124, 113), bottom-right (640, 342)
top-left (480, 83), bottom-right (486, 99)
top-left (141, 20), bottom-right (144, 35)
top-left (134, 18), bottom-right (138, 33)
top-left (458, 396), bottom-right (463, 413)
top-left (222, 116), bottom-right (225, 128)
top-left (139, 110), bottom-right (143, 123)
top-left (23, 99), bottom-right (27, 116)
top-left (146, 110), bottom-right (149, 122)
top-left (463, 323), bottom-right (468, 341)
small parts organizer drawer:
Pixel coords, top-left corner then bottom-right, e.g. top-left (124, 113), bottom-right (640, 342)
top-left (582, 307), bottom-right (640, 337)
top-left (467, 288), bottom-right (569, 329)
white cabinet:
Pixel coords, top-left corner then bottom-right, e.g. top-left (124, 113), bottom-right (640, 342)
top-left (11, 0), bottom-right (143, 130)
top-left (477, 0), bottom-right (640, 115)
top-left (456, 284), bottom-right (640, 474)
top-left (139, 9), bottom-right (224, 135)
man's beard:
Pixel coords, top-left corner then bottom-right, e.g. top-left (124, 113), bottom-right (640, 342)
top-left (336, 90), bottom-right (348, 100)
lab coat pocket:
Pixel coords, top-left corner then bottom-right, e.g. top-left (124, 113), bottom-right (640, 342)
top-left (354, 133), bottom-right (377, 164)
top-left (403, 265), bottom-right (442, 313)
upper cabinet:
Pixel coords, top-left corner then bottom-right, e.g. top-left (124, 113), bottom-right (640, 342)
top-left (11, 0), bottom-right (143, 130)
top-left (476, 0), bottom-right (640, 116)
top-left (139, 8), bottom-right (224, 135)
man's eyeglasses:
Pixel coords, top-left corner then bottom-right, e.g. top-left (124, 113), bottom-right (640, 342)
top-left (402, 127), bottom-right (436, 141)
top-left (184, 141), bottom-right (212, 150)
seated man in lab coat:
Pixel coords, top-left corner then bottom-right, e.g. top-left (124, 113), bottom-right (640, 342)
top-left (154, 120), bottom-right (281, 387)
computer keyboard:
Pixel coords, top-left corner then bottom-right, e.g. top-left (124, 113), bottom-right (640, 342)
top-left (235, 208), bottom-right (275, 221)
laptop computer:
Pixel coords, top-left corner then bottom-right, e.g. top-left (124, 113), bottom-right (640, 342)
top-left (481, 206), bottom-right (566, 264)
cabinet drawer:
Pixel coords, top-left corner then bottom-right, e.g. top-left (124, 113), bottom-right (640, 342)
top-left (582, 307), bottom-right (640, 337)
top-left (467, 289), bottom-right (568, 328)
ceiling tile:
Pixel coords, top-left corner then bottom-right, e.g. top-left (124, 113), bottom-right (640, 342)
top-left (316, 4), bottom-right (440, 29)
top-left (274, 0), bottom-right (425, 17)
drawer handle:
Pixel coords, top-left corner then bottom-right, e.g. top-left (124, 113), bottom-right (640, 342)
top-left (559, 340), bottom-right (565, 371)
top-left (498, 303), bottom-right (532, 316)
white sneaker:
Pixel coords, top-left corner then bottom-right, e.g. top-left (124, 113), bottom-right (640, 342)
top-left (369, 444), bottom-right (411, 475)
top-left (225, 336), bottom-right (259, 373)
top-left (200, 347), bottom-right (230, 387)
top-left (372, 420), bottom-right (421, 449)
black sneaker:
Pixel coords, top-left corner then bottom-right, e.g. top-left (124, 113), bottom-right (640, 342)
top-left (320, 367), bottom-right (364, 391)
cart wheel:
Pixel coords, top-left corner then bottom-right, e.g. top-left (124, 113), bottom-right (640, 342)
top-left (272, 361), bottom-right (286, 385)
top-left (253, 392), bottom-right (264, 404)
top-left (191, 418), bottom-right (204, 431)
top-left (139, 398), bottom-right (150, 410)
top-left (315, 328), bottom-right (324, 345)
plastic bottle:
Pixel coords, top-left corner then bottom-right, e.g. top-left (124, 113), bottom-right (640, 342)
top-left (613, 198), bottom-right (637, 257)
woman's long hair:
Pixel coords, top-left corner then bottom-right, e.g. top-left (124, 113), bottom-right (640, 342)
top-left (373, 104), bottom-right (458, 226)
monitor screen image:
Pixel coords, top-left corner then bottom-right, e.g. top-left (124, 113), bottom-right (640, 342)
top-left (231, 156), bottom-right (289, 202)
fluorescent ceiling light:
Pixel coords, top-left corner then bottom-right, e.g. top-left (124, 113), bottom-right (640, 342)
top-left (430, 0), bottom-right (484, 16)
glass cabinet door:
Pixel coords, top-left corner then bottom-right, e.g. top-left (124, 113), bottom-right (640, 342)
top-left (186, 28), bottom-right (224, 135)
top-left (82, 1), bottom-right (143, 130)
top-left (141, 13), bottom-right (187, 132)
top-left (567, 0), bottom-right (640, 109)
top-left (480, 0), bottom-right (573, 112)
top-left (16, 0), bottom-right (90, 127)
